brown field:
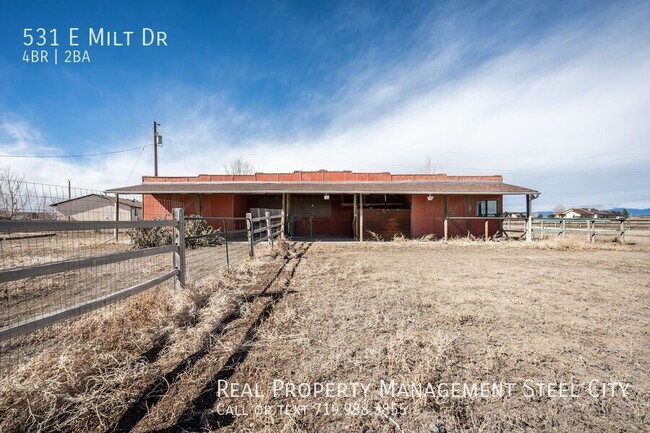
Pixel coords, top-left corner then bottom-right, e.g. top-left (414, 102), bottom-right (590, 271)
top-left (1, 235), bottom-right (649, 432)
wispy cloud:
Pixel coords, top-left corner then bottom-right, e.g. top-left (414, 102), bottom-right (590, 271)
top-left (1, 2), bottom-right (649, 211)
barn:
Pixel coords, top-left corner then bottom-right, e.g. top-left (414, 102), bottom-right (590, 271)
top-left (107, 170), bottom-right (539, 240)
top-left (51, 194), bottom-right (143, 221)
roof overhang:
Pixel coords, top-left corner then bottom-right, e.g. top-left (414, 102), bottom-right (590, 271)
top-left (106, 181), bottom-right (539, 196)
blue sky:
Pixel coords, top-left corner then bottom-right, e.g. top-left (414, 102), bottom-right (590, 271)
top-left (1, 0), bottom-right (649, 210)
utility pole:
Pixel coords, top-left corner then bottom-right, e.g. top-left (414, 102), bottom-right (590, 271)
top-left (153, 121), bottom-right (160, 176)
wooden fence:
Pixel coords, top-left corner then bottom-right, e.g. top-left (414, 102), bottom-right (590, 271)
top-left (504, 217), bottom-right (629, 243)
top-left (0, 209), bottom-right (285, 344)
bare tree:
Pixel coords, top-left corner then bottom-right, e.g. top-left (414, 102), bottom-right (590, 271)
top-left (224, 157), bottom-right (254, 175)
top-left (553, 204), bottom-right (566, 216)
top-left (0, 166), bottom-right (27, 219)
top-left (422, 155), bottom-right (434, 174)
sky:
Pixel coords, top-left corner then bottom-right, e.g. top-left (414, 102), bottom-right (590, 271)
top-left (0, 0), bottom-right (649, 211)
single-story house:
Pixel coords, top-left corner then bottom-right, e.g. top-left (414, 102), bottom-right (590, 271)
top-left (560, 208), bottom-right (618, 219)
top-left (51, 194), bottom-right (143, 221)
top-left (107, 170), bottom-right (539, 240)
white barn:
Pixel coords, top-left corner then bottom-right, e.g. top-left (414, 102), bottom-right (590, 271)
top-left (51, 194), bottom-right (142, 221)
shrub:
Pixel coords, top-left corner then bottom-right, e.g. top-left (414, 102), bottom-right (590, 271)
top-left (127, 224), bottom-right (172, 249)
top-left (184, 217), bottom-right (224, 249)
top-left (127, 216), bottom-right (225, 249)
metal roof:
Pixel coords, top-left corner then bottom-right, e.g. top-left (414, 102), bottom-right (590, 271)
top-left (51, 193), bottom-right (143, 208)
top-left (106, 181), bottom-right (538, 195)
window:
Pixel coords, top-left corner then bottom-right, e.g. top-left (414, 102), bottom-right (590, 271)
top-left (476, 200), bottom-right (498, 217)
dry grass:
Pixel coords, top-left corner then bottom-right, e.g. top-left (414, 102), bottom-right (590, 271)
top-left (0, 244), bottom-right (287, 433)
top-left (1, 236), bottom-right (648, 432)
top-left (211, 237), bottom-right (650, 432)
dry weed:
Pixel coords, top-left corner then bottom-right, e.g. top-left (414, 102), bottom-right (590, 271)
top-left (212, 241), bottom-right (649, 432)
top-left (0, 248), bottom-right (284, 433)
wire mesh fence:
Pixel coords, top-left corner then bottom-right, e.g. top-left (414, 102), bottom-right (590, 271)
top-left (184, 217), bottom-right (251, 283)
top-left (0, 179), bottom-right (169, 375)
top-left (0, 219), bottom-right (178, 374)
top-left (0, 177), bottom-right (142, 222)
top-left (0, 180), bottom-right (285, 376)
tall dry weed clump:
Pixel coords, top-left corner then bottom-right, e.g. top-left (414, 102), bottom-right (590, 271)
top-left (0, 248), bottom-right (279, 433)
top-left (513, 235), bottom-right (633, 251)
top-left (0, 289), bottom-right (174, 433)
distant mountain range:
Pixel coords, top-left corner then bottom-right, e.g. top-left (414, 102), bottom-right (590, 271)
top-left (538, 208), bottom-right (650, 216)
top-left (611, 208), bottom-right (650, 216)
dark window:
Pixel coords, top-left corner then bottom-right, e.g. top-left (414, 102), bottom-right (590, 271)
top-left (291, 196), bottom-right (332, 218)
top-left (476, 200), bottom-right (498, 217)
top-left (342, 194), bottom-right (409, 209)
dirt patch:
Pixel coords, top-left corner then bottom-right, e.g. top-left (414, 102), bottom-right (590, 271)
top-left (202, 239), bottom-right (650, 432)
top-left (0, 241), bottom-right (294, 433)
top-left (1, 238), bottom-right (648, 432)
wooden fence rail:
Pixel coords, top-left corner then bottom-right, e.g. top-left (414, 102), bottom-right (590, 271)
top-left (0, 211), bottom-right (186, 342)
top-left (0, 208), bottom-right (286, 345)
top-left (504, 217), bottom-right (628, 243)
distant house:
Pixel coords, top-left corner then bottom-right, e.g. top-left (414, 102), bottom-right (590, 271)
top-left (559, 208), bottom-right (619, 219)
top-left (594, 210), bottom-right (619, 219)
top-left (51, 194), bottom-right (142, 221)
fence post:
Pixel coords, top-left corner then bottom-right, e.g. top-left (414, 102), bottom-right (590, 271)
top-left (620, 220), bottom-right (625, 244)
top-left (246, 212), bottom-right (254, 257)
top-left (359, 194), bottom-right (364, 242)
top-left (265, 211), bottom-right (273, 248)
top-left (526, 216), bottom-right (532, 242)
top-left (224, 218), bottom-right (229, 270)
top-left (484, 220), bottom-right (489, 241)
top-left (561, 219), bottom-right (566, 238)
top-left (172, 208), bottom-right (186, 287)
top-left (280, 211), bottom-right (286, 239)
top-left (587, 220), bottom-right (593, 243)
top-left (444, 219), bottom-right (448, 241)
top-left (114, 193), bottom-right (120, 242)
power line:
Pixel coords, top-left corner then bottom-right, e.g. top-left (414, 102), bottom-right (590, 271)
top-left (0, 144), bottom-right (152, 159)
top-left (125, 146), bottom-right (146, 186)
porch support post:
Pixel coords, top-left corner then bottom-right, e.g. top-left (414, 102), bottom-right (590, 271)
top-left (443, 195), bottom-right (448, 241)
top-left (286, 193), bottom-right (291, 237)
top-left (353, 194), bottom-right (358, 240)
top-left (526, 194), bottom-right (532, 242)
top-left (359, 193), bottom-right (364, 242)
top-left (498, 199), bottom-right (503, 237)
top-left (282, 193), bottom-right (287, 235)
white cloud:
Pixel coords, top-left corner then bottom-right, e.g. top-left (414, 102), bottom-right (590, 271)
top-left (2, 3), bottom-right (649, 211)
